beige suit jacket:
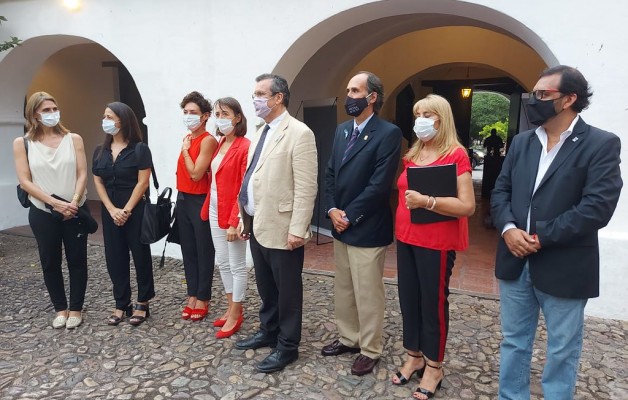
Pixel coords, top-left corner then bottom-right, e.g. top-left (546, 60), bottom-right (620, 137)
top-left (240, 113), bottom-right (318, 250)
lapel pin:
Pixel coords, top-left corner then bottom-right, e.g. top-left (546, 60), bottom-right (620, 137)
top-left (572, 137), bottom-right (579, 142)
top-left (363, 135), bottom-right (368, 140)
top-left (344, 129), bottom-right (349, 138)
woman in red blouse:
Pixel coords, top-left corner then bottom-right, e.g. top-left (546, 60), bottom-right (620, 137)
top-left (200, 97), bottom-right (250, 338)
top-left (177, 91), bottom-right (218, 322)
top-left (391, 94), bottom-right (475, 400)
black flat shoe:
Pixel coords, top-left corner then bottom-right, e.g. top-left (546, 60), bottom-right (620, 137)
top-left (129, 303), bottom-right (150, 326)
top-left (413, 363), bottom-right (444, 399)
top-left (392, 352), bottom-right (426, 386)
top-left (235, 330), bottom-right (277, 350)
top-left (107, 303), bottom-right (133, 326)
top-left (256, 349), bottom-right (298, 373)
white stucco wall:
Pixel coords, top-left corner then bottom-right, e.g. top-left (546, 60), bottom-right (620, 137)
top-left (0, 0), bottom-right (626, 318)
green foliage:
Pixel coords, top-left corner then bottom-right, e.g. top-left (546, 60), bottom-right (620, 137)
top-left (470, 92), bottom-right (509, 142)
top-left (479, 120), bottom-right (508, 142)
top-left (0, 16), bottom-right (22, 52)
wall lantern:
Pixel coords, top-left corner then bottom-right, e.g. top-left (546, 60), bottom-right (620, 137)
top-left (461, 88), bottom-right (473, 99)
top-left (63, 0), bottom-right (81, 11)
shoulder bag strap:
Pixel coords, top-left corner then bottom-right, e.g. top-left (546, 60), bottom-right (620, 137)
top-left (136, 142), bottom-right (159, 191)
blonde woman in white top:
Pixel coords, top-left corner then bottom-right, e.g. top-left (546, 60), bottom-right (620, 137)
top-left (13, 92), bottom-right (89, 330)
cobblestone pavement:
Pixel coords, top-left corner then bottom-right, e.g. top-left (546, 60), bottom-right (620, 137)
top-left (0, 233), bottom-right (626, 399)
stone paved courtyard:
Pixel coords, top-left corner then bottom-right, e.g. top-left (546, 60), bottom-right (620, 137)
top-left (0, 233), bottom-right (626, 399)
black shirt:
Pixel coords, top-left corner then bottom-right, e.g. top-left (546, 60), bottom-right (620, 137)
top-left (92, 142), bottom-right (152, 196)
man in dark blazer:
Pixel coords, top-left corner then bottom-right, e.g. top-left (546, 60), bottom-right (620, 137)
top-left (491, 65), bottom-right (622, 399)
top-left (322, 71), bottom-right (402, 376)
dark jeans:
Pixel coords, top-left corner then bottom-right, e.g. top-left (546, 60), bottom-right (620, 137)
top-left (250, 227), bottom-right (304, 351)
top-left (177, 192), bottom-right (215, 301)
top-left (101, 199), bottom-right (155, 310)
top-left (29, 206), bottom-right (88, 312)
top-left (396, 240), bottom-right (455, 362)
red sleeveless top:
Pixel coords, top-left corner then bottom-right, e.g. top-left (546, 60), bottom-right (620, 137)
top-left (176, 132), bottom-right (210, 194)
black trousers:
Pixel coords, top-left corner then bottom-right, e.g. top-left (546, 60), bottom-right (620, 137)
top-left (176, 192), bottom-right (214, 301)
top-left (29, 206), bottom-right (88, 312)
top-left (101, 198), bottom-right (155, 310)
top-left (396, 240), bottom-right (455, 362)
top-left (250, 227), bottom-right (304, 351)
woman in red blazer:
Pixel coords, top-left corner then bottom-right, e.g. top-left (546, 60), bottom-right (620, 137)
top-left (201, 97), bottom-right (250, 338)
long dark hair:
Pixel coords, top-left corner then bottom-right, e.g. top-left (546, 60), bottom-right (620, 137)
top-left (99, 102), bottom-right (144, 158)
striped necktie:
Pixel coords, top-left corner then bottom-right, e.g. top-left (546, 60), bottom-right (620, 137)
top-left (342, 127), bottom-right (360, 162)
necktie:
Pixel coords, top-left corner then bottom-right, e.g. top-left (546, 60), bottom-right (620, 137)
top-left (342, 127), bottom-right (360, 162)
top-left (239, 124), bottom-right (270, 208)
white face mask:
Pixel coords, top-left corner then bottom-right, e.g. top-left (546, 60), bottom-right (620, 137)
top-left (39, 111), bottom-right (60, 127)
top-left (102, 119), bottom-right (120, 135)
top-left (414, 117), bottom-right (438, 142)
top-left (183, 114), bottom-right (202, 131)
top-left (215, 118), bottom-right (235, 135)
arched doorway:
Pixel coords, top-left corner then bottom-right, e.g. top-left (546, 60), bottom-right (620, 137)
top-left (273, 1), bottom-right (558, 295)
top-left (0, 35), bottom-right (146, 230)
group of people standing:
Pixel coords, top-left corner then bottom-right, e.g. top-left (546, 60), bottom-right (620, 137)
top-left (14, 65), bottom-right (622, 400)
top-left (14, 90), bottom-right (252, 340)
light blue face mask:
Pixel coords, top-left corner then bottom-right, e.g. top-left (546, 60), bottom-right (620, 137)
top-left (215, 118), bottom-right (235, 135)
top-left (183, 114), bottom-right (202, 130)
top-left (102, 119), bottom-right (120, 135)
top-left (39, 111), bottom-right (60, 127)
top-left (413, 117), bottom-right (438, 142)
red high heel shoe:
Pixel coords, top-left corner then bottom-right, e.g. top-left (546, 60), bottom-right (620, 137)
top-left (190, 304), bottom-right (208, 322)
top-left (213, 316), bottom-right (227, 327)
top-left (216, 314), bottom-right (244, 339)
top-left (181, 306), bottom-right (193, 320)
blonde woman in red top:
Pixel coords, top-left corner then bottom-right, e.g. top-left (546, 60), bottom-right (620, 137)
top-left (200, 97), bottom-right (251, 338)
top-left (177, 91), bottom-right (218, 322)
top-left (391, 94), bottom-right (475, 399)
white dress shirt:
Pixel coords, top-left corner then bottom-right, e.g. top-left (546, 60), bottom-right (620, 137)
top-left (243, 111), bottom-right (288, 216)
top-left (502, 115), bottom-right (580, 235)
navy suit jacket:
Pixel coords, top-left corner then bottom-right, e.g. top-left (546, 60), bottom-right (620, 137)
top-left (325, 115), bottom-right (402, 247)
top-left (491, 118), bottom-right (622, 299)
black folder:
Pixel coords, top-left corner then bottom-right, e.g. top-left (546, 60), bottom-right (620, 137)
top-left (407, 163), bottom-right (457, 224)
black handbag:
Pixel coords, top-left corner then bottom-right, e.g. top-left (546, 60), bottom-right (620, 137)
top-left (140, 186), bottom-right (173, 244)
top-left (137, 142), bottom-right (173, 245)
top-left (17, 137), bottom-right (31, 208)
top-left (46, 194), bottom-right (99, 234)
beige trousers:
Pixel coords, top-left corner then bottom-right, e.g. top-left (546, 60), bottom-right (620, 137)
top-left (333, 239), bottom-right (387, 359)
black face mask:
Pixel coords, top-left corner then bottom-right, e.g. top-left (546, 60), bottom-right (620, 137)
top-left (526, 96), bottom-right (560, 126)
top-left (344, 94), bottom-right (371, 117)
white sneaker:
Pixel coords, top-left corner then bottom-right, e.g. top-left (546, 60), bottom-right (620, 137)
top-left (66, 315), bottom-right (83, 329)
top-left (52, 315), bottom-right (67, 329)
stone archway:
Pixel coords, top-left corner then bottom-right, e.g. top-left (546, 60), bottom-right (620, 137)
top-left (273, 0), bottom-right (560, 296)
top-left (0, 35), bottom-right (145, 229)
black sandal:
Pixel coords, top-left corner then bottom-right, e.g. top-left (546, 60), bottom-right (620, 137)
top-left (392, 352), bottom-right (426, 386)
top-left (129, 303), bottom-right (150, 326)
top-left (413, 362), bottom-right (444, 399)
top-left (107, 303), bottom-right (133, 326)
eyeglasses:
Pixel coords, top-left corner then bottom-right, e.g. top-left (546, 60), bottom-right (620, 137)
top-left (252, 92), bottom-right (277, 99)
top-left (530, 89), bottom-right (561, 100)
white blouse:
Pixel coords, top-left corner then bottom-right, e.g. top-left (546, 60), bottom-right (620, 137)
top-left (28, 134), bottom-right (86, 212)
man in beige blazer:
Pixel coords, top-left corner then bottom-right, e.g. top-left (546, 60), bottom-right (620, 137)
top-left (235, 73), bottom-right (318, 373)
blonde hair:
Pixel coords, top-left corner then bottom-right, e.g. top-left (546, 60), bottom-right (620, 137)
top-left (24, 91), bottom-right (69, 141)
top-left (404, 94), bottom-right (464, 162)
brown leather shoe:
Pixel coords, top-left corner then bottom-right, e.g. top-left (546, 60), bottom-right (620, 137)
top-left (351, 354), bottom-right (379, 376)
top-left (321, 339), bottom-right (360, 356)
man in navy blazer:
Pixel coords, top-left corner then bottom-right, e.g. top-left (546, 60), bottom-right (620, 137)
top-left (491, 65), bottom-right (622, 399)
top-left (322, 71), bottom-right (402, 376)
